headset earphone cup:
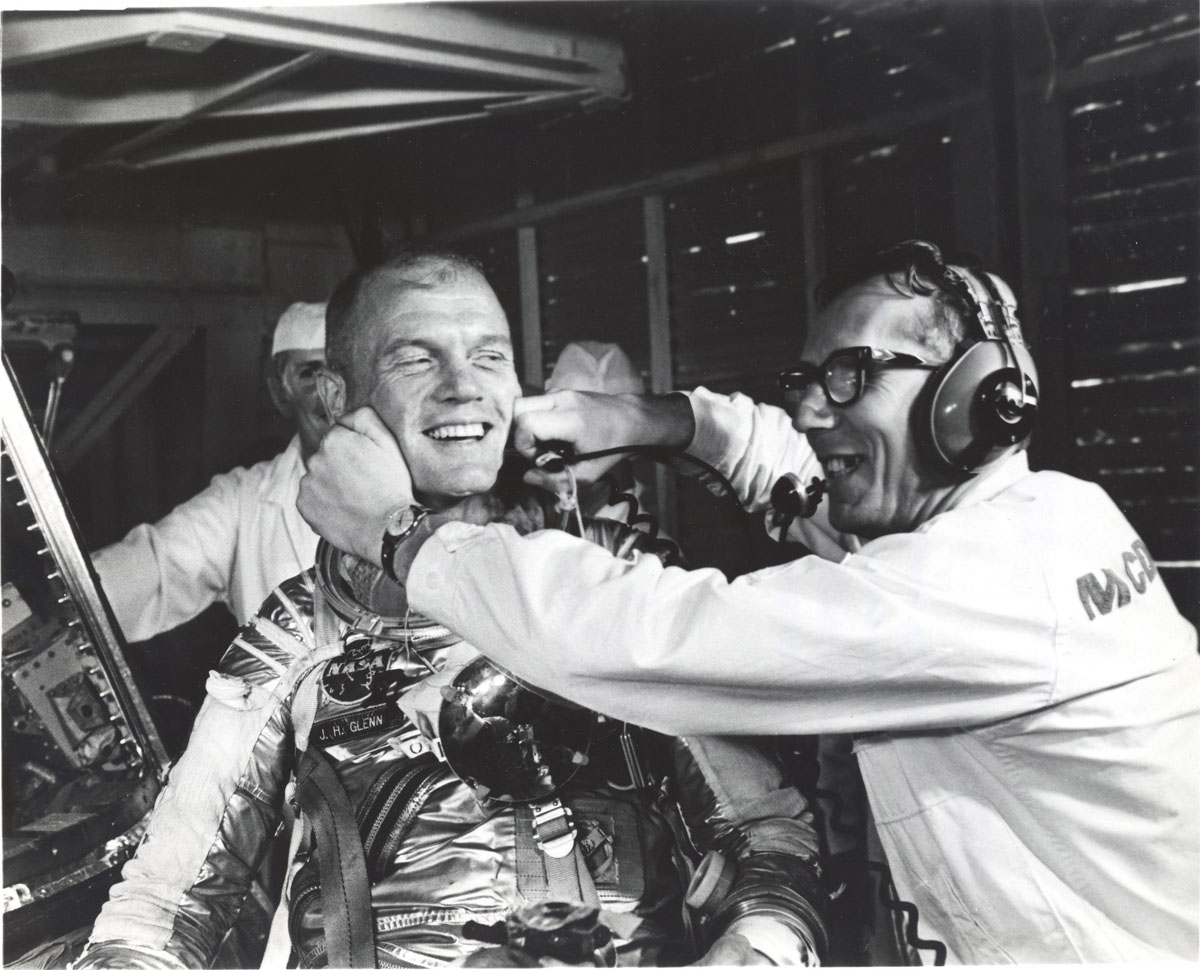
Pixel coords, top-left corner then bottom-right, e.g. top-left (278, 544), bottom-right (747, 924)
top-left (927, 340), bottom-right (1040, 474)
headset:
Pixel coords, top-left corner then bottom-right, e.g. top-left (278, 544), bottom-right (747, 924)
top-left (924, 264), bottom-right (1040, 475)
top-left (769, 259), bottom-right (1041, 534)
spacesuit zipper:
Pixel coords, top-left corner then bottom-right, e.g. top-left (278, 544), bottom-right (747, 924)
top-left (361, 767), bottom-right (414, 850)
top-left (358, 758), bottom-right (443, 881)
top-left (371, 768), bottom-right (444, 875)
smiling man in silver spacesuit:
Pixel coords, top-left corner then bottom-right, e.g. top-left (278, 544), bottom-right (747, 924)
top-left (76, 249), bottom-right (827, 969)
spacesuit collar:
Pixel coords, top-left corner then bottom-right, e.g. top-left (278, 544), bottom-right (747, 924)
top-left (316, 486), bottom-right (547, 634)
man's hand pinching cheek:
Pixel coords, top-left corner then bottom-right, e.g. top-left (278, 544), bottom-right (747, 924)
top-left (511, 392), bottom-right (590, 461)
top-left (298, 412), bottom-right (415, 563)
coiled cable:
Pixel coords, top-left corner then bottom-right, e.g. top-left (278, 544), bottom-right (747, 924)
top-left (814, 785), bottom-right (946, 965)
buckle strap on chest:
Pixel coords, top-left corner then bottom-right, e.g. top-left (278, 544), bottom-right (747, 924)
top-left (294, 746), bottom-right (376, 968)
top-left (531, 798), bottom-right (576, 859)
top-left (521, 799), bottom-right (601, 910)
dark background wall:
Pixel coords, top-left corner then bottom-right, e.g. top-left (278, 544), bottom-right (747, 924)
top-left (3, 2), bottom-right (1197, 718)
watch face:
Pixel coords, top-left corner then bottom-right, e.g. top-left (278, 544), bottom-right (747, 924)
top-left (385, 506), bottom-right (420, 537)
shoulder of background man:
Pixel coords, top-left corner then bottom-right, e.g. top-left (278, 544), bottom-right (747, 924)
top-left (193, 435), bottom-right (304, 514)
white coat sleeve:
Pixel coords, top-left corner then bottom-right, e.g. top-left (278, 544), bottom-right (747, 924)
top-left (91, 470), bottom-right (247, 642)
top-left (407, 513), bottom-right (1062, 737)
top-left (685, 387), bottom-right (854, 562)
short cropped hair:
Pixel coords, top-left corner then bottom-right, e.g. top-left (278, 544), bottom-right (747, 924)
top-left (325, 246), bottom-right (486, 384)
top-left (816, 240), bottom-right (986, 361)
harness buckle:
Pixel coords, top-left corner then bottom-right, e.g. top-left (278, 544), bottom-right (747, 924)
top-left (531, 798), bottom-right (576, 858)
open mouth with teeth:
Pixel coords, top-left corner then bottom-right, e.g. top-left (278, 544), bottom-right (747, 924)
top-left (821, 455), bottom-right (864, 481)
top-left (424, 422), bottom-right (492, 443)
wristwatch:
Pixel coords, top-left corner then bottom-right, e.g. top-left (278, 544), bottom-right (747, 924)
top-left (381, 504), bottom-right (430, 583)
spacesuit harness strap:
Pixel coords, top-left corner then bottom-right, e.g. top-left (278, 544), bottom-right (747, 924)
top-left (516, 797), bottom-right (645, 942)
top-left (519, 798), bottom-right (601, 909)
top-left (284, 585), bottom-right (379, 967)
top-left (291, 583), bottom-right (344, 755)
top-left (293, 744), bottom-right (377, 968)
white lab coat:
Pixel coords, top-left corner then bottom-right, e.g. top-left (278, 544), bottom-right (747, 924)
top-left (407, 388), bottom-right (1200, 963)
top-left (93, 436), bottom-right (318, 642)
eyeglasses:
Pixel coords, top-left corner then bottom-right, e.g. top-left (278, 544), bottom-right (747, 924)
top-left (778, 346), bottom-right (942, 407)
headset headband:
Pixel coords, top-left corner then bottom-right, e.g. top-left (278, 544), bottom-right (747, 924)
top-left (943, 264), bottom-right (1026, 348)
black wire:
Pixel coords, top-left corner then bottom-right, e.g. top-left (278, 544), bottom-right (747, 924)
top-left (866, 861), bottom-right (947, 966)
top-left (538, 444), bottom-right (759, 542)
top-left (538, 445), bottom-right (745, 512)
top-left (814, 786), bottom-right (946, 966)
top-left (814, 785), bottom-right (860, 839)
top-left (542, 444), bottom-right (779, 568)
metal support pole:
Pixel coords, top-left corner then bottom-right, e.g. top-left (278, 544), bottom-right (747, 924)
top-left (643, 193), bottom-right (677, 537)
top-left (516, 191), bottom-right (543, 389)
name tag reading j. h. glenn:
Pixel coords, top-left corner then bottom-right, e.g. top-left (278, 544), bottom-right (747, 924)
top-left (313, 702), bottom-right (403, 747)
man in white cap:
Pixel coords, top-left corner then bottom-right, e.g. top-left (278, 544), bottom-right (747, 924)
top-left (92, 302), bottom-right (332, 642)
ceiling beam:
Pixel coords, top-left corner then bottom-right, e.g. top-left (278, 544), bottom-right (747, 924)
top-left (2, 6), bottom-right (626, 98)
top-left (1, 12), bottom-right (193, 66)
top-left (93, 51), bottom-right (327, 166)
top-left (203, 6), bottom-right (625, 95)
top-left (124, 83), bottom-right (591, 168)
top-left (3, 86), bottom-right (532, 126)
top-left (128, 109), bottom-right (493, 169)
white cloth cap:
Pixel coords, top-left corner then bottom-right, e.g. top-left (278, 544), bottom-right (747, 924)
top-left (545, 341), bottom-right (645, 395)
top-left (271, 302), bottom-right (327, 356)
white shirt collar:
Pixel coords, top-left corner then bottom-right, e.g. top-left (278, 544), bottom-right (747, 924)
top-left (261, 435), bottom-right (305, 507)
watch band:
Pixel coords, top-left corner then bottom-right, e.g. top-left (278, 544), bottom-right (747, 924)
top-left (381, 505), bottom-right (429, 584)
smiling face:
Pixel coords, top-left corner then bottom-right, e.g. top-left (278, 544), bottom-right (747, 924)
top-left (341, 264), bottom-right (520, 511)
top-left (273, 349), bottom-right (331, 460)
top-left (791, 277), bottom-right (956, 538)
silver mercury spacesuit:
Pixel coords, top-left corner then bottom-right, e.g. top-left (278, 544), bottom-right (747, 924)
top-left (77, 492), bottom-right (826, 968)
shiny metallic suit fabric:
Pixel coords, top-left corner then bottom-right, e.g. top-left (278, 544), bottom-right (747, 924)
top-left (79, 506), bottom-right (825, 968)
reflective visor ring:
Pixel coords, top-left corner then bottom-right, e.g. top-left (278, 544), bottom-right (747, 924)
top-left (532, 798), bottom-right (577, 858)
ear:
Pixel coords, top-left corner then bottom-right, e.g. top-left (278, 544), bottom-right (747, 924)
top-left (317, 369), bottom-right (347, 420)
top-left (266, 363), bottom-right (290, 416)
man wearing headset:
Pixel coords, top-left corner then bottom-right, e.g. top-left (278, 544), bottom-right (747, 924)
top-left (298, 240), bottom-right (1199, 963)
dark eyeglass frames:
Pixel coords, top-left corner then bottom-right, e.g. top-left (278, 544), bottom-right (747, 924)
top-left (778, 346), bottom-right (942, 408)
